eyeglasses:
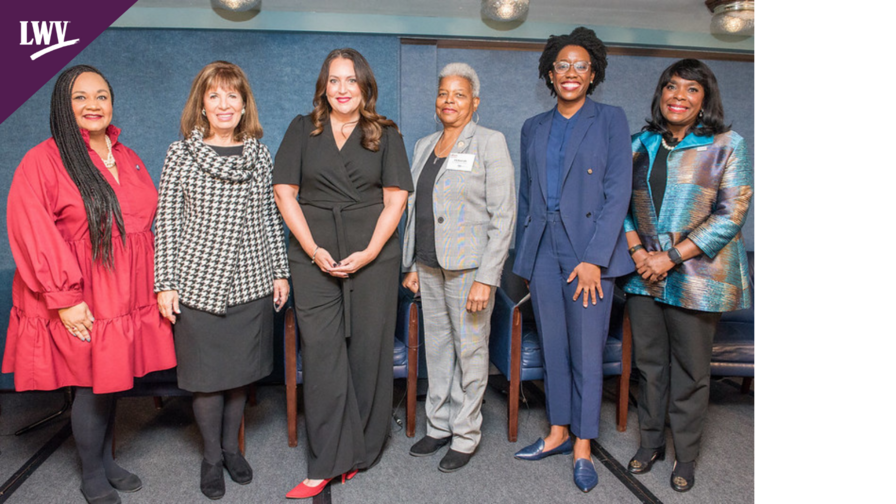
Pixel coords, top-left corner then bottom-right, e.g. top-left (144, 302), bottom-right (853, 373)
top-left (552, 61), bottom-right (591, 74)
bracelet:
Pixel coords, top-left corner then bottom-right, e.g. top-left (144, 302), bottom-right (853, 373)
top-left (310, 246), bottom-right (320, 264)
top-left (628, 244), bottom-right (645, 256)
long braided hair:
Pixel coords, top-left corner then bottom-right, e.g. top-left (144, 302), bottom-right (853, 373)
top-left (50, 65), bottom-right (125, 267)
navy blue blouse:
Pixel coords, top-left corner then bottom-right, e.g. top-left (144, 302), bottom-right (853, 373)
top-left (546, 107), bottom-right (581, 212)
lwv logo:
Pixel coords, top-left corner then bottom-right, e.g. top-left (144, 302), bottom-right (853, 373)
top-left (20, 21), bottom-right (79, 61)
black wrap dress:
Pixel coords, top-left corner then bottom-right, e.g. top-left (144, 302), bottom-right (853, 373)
top-left (273, 115), bottom-right (413, 479)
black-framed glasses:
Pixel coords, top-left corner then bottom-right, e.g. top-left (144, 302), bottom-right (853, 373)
top-left (553, 60), bottom-right (591, 74)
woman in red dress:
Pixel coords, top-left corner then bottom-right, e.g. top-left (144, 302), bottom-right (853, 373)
top-left (3, 65), bottom-right (176, 504)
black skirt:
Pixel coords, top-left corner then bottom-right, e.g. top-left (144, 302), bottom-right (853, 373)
top-left (173, 296), bottom-right (273, 392)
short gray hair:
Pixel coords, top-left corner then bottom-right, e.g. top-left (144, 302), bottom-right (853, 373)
top-left (438, 62), bottom-right (480, 97)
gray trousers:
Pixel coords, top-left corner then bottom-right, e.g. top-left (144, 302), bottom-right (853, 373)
top-left (628, 295), bottom-right (722, 463)
top-left (417, 263), bottom-right (495, 454)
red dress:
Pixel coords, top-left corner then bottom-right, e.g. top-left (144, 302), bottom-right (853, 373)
top-left (3, 125), bottom-right (176, 394)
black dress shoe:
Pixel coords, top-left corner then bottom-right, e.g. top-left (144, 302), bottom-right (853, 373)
top-left (670, 460), bottom-right (696, 492)
top-left (108, 471), bottom-right (142, 493)
top-left (223, 451), bottom-right (253, 485)
top-left (200, 459), bottom-right (225, 500)
top-left (627, 445), bottom-right (665, 474)
top-left (409, 436), bottom-right (450, 457)
top-left (438, 449), bottom-right (472, 473)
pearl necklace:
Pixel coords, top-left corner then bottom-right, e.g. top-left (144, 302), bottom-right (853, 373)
top-left (102, 135), bottom-right (116, 168)
top-left (661, 137), bottom-right (679, 151)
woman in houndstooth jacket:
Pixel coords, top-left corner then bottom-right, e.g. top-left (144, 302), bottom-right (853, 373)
top-left (154, 61), bottom-right (289, 500)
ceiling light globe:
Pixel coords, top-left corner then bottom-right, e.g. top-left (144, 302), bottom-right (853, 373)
top-left (482, 0), bottom-right (529, 22)
top-left (211, 0), bottom-right (261, 12)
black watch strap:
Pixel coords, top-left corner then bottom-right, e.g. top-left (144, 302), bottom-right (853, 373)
top-left (668, 247), bottom-right (683, 265)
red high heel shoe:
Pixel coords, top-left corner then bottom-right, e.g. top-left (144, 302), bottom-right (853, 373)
top-left (286, 470), bottom-right (359, 499)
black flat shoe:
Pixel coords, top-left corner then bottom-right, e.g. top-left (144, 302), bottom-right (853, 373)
top-left (670, 460), bottom-right (696, 492)
top-left (409, 436), bottom-right (450, 457)
top-left (223, 450), bottom-right (253, 485)
top-left (627, 445), bottom-right (665, 474)
top-left (438, 449), bottom-right (473, 473)
top-left (108, 471), bottom-right (142, 493)
top-left (200, 458), bottom-right (225, 500)
top-left (80, 484), bottom-right (121, 504)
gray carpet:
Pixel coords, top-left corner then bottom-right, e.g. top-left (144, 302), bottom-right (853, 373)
top-left (0, 377), bottom-right (753, 503)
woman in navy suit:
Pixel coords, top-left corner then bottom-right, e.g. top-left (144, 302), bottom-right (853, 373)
top-left (511, 27), bottom-right (634, 493)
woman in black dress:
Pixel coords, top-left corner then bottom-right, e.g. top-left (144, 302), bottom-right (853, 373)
top-left (155, 61), bottom-right (290, 500)
top-left (273, 48), bottom-right (413, 499)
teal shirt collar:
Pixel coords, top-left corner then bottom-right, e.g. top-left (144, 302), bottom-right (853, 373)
top-left (638, 128), bottom-right (714, 153)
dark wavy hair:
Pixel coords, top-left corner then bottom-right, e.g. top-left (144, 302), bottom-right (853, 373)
top-left (309, 48), bottom-right (397, 152)
top-left (644, 58), bottom-right (731, 140)
top-left (50, 65), bottom-right (125, 267)
top-left (538, 26), bottom-right (608, 97)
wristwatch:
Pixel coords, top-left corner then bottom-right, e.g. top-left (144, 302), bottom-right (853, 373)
top-left (667, 247), bottom-right (684, 265)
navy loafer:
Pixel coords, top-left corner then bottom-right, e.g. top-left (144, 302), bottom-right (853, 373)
top-left (573, 458), bottom-right (598, 493)
top-left (513, 437), bottom-right (573, 461)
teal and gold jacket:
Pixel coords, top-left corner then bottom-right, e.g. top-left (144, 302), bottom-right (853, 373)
top-left (622, 129), bottom-right (753, 312)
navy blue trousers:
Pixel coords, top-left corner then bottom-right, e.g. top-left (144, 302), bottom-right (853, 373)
top-left (528, 212), bottom-right (615, 440)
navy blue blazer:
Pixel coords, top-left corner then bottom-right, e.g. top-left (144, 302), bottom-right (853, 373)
top-left (512, 99), bottom-right (635, 280)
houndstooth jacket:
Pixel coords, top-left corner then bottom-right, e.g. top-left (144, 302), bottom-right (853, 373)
top-left (154, 131), bottom-right (289, 315)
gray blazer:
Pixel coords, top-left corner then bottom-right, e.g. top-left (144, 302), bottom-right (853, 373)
top-left (402, 121), bottom-right (516, 287)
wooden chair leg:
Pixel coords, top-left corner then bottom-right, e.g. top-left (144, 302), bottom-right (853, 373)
top-left (508, 373), bottom-right (520, 443)
top-left (617, 376), bottom-right (629, 432)
top-left (617, 305), bottom-right (632, 432)
top-left (238, 415), bottom-right (245, 456)
top-left (285, 307), bottom-right (299, 447)
top-left (741, 376), bottom-right (753, 394)
top-left (508, 307), bottom-right (522, 443)
top-left (287, 383), bottom-right (298, 448)
top-left (406, 303), bottom-right (418, 438)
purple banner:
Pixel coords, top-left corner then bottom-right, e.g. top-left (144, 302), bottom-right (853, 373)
top-left (1, 0), bottom-right (138, 125)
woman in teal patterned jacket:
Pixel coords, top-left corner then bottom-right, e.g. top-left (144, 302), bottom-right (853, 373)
top-left (622, 59), bottom-right (753, 493)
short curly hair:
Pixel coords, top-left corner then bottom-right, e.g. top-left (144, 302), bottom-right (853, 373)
top-left (438, 62), bottom-right (480, 97)
top-left (538, 26), bottom-right (608, 97)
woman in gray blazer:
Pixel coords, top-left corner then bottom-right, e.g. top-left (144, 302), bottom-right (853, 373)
top-left (401, 62), bottom-right (516, 473)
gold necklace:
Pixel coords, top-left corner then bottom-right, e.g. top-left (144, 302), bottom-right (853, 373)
top-left (434, 134), bottom-right (455, 159)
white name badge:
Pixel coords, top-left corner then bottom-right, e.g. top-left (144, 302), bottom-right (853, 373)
top-left (446, 153), bottom-right (475, 172)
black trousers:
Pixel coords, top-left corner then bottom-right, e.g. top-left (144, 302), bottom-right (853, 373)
top-left (628, 295), bottom-right (721, 463)
top-left (291, 241), bottom-right (399, 480)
